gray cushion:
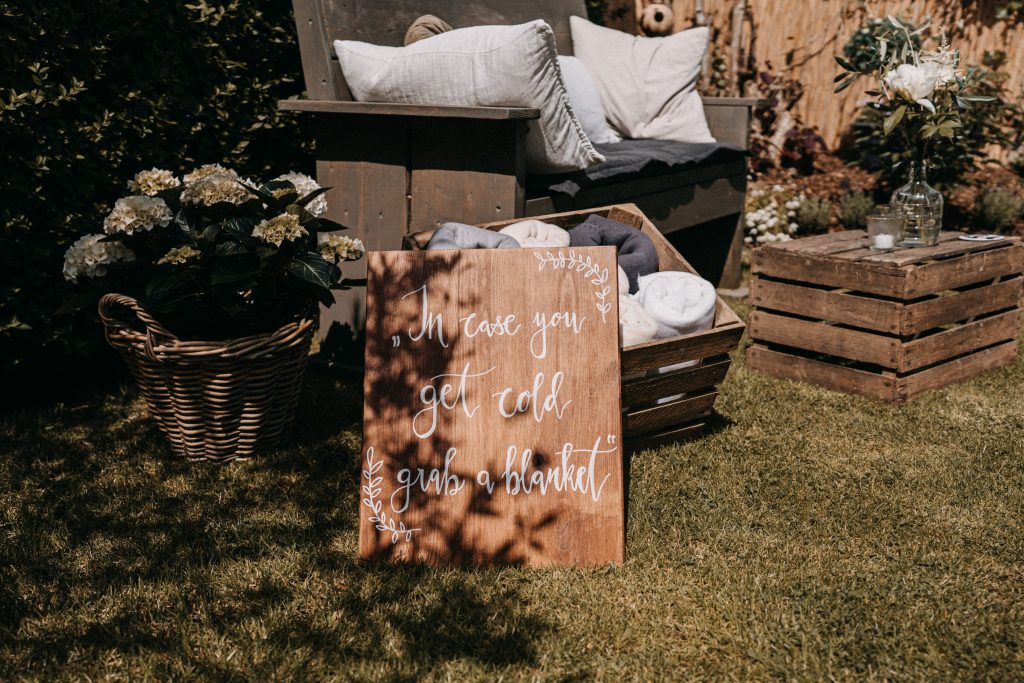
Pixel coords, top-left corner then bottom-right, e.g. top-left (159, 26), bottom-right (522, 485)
top-left (528, 139), bottom-right (746, 198)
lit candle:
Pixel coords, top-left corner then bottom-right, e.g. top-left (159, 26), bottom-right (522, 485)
top-left (872, 233), bottom-right (895, 250)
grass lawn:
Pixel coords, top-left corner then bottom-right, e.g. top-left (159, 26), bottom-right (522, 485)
top-left (2, 293), bottom-right (1023, 681)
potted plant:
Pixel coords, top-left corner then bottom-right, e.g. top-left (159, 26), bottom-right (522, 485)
top-left (63, 165), bottom-right (363, 462)
top-left (834, 18), bottom-right (996, 246)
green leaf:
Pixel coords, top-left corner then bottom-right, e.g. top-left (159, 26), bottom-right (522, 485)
top-left (287, 251), bottom-right (338, 294)
top-left (295, 186), bottom-right (329, 209)
top-left (220, 217), bottom-right (258, 241)
top-left (834, 76), bottom-right (858, 93)
top-left (883, 105), bottom-right (906, 135)
top-left (834, 55), bottom-right (857, 72)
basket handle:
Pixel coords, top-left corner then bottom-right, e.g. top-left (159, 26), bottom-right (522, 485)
top-left (98, 293), bottom-right (178, 360)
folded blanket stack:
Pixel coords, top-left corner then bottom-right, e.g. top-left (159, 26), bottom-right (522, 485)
top-left (499, 219), bottom-right (571, 248)
top-left (427, 222), bottom-right (522, 250)
top-left (569, 214), bottom-right (659, 293)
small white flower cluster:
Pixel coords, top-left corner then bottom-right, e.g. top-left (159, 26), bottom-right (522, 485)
top-left (252, 213), bottom-right (308, 247)
top-left (127, 168), bottom-right (180, 196)
top-left (274, 171), bottom-right (327, 217)
top-left (102, 195), bottom-right (173, 235)
top-left (62, 234), bottom-right (134, 282)
top-left (744, 184), bottom-right (802, 245)
top-left (319, 234), bottom-right (364, 262)
top-left (158, 245), bottom-right (202, 265)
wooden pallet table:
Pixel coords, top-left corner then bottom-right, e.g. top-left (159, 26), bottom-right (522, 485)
top-left (747, 231), bottom-right (1024, 403)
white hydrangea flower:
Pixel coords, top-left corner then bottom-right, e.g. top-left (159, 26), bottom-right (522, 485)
top-left (252, 213), bottom-right (308, 247)
top-left (183, 163), bottom-right (237, 185)
top-left (318, 234), bottom-right (364, 262)
top-left (127, 168), bottom-right (180, 196)
top-left (273, 171), bottom-right (327, 217)
top-left (180, 173), bottom-right (255, 206)
top-left (158, 245), bottom-right (202, 265)
top-left (103, 196), bottom-right (173, 235)
top-left (63, 234), bottom-right (134, 282)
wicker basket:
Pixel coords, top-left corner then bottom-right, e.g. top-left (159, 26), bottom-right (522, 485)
top-left (99, 294), bottom-right (315, 463)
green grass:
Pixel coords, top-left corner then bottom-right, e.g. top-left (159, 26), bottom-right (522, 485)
top-left (2, 296), bottom-right (1023, 681)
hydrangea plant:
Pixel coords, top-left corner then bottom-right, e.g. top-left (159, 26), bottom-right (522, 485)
top-left (63, 166), bottom-right (363, 339)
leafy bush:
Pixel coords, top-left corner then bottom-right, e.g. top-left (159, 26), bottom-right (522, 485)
top-left (781, 127), bottom-right (827, 176)
top-left (974, 189), bottom-right (1024, 233)
top-left (1, 3), bottom-right (312, 398)
top-left (795, 197), bottom-right (832, 234)
top-left (837, 191), bottom-right (876, 229)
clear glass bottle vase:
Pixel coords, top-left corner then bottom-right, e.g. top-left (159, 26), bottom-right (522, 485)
top-left (891, 161), bottom-right (943, 247)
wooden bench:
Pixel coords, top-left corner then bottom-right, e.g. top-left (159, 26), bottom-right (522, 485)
top-left (283, 0), bottom-right (759, 334)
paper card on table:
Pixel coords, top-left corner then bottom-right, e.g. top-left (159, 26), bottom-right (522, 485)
top-left (361, 246), bottom-right (624, 566)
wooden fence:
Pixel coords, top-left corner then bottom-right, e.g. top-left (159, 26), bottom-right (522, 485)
top-left (607, 0), bottom-right (1023, 147)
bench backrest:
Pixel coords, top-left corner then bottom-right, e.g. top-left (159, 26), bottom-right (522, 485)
top-left (292, 0), bottom-right (588, 100)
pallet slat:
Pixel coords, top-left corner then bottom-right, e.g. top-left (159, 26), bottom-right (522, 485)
top-left (624, 391), bottom-right (718, 436)
top-left (749, 311), bottom-right (900, 367)
top-left (621, 356), bottom-right (731, 407)
top-left (901, 309), bottom-right (1022, 372)
top-left (750, 278), bottom-right (903, 334)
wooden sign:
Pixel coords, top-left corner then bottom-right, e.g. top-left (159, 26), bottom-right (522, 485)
top-left (361, 246), bottom-right (625, 566)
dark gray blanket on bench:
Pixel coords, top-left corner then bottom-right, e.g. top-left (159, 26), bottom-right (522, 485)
top-left (528, 139), bottom-right (747, 198)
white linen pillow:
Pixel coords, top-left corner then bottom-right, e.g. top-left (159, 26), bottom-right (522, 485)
top-left (568, 16), bottom-right (715, 144)
top-left (557, 56), bottom-right (621, 145)
top-left (334, 20), bottom-right (605, 174)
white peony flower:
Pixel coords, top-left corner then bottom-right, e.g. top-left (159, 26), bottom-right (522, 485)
top-left (127, 168), bottom-right (180, 196)
top-left (63, 234), bottom-right (134, 282)
top-left (252, 213), bottom-right (308, 247)
top-left (273, 171), bottom-right (327, 217)
top-left (921, 48), bottom-right (960, 88)
top-left (883, 63), bottom-right (940, 111)
top-left (158, 245), bottom-right (202, 265)
top-left (318, 234), bottom-right (364, 262)
top-left (103, 196), bottom-right (173, 235)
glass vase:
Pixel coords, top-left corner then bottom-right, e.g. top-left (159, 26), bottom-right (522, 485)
top-left (891, 161), bottom-right (943, 247)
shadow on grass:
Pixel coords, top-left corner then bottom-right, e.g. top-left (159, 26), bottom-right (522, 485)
top-left (0, 368), bottom-right (550, 676)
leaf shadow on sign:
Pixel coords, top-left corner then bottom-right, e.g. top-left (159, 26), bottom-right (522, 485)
top-left (362, 251), bottom-right (559, 566)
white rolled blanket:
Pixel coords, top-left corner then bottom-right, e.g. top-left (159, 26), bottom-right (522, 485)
top-left (618, 294), bottom-right (658, 348)
top-left (499, 219), bottom-right (570, 248)
top-left (633, 271), bottom-right (716, 339)
top-left (617, 266), bottom-right (629, 296)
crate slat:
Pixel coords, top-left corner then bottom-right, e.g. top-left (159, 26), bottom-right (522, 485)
top-left (903, 276), bottom-right (1023, 334)
top-left (900, 341), bottom-right (1019, 401)
top-left (753, 249), bottom-right (906, 297)
top-left (624, 390), bottom-right (718, 436)
top-left (750, 311), bottom-right (901, 367)
top-left (627, 421), bottom-right (707, 453)
top-left (746, 344), bottom-right (897, 401)
top-left (905, 244), bottom-right (1024, 297)
top-left (901, 309), bottom-right (1022, 372)
top-left (621, 355), bottom-right (731, 406)
top-left (621, 323), bottom-right (744, 375)
top-left (750, 278), bottom-right (903, 334)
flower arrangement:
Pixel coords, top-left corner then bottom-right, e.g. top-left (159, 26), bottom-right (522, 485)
top-left (63, 166), bottom-right (363, 339)
top-left (834, 17), bottom-right (996, 164)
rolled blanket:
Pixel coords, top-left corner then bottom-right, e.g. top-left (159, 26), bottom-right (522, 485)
top-left (618, 294), bottom-right (658, 348)
top-left (499, 219), bottom-right (570, 248)
top-left (634, 271), bottom-right (716, 339)
top-left (568, 214), bottom-right (659, 294)
top-left (427, 222), bottom-right (521, 250)
top-left (617, 266), bottom-right (629, 296)
top-left (404, 14), bottom-right (452, 46)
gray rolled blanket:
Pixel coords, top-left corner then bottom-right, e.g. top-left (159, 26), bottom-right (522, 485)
top-left (426, 222), bottom-right (521, 251)
top-left (569, 215), bottom-right (659, 293)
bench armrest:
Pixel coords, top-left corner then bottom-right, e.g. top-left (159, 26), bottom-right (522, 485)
top-left (278, 99), bottom-right (541, 120)
top-left (701, 97), bottom-right (769, 149)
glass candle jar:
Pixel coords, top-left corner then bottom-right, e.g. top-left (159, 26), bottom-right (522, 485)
top-left (867, 212), bottom-right (902, 251)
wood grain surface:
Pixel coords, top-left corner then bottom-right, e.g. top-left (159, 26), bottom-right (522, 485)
top-left (361, 247), bottom-right (625, 566)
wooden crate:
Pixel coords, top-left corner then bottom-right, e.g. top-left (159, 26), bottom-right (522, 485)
top-left (406, 204), bottom-right (746, 450)
top-left (747, 231), bottom-right (1024, 403)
